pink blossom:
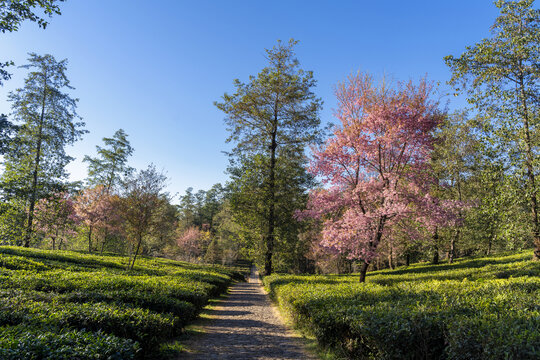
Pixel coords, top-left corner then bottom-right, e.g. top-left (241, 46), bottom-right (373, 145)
top-left (302, 73), bottom-right (447, 269)
top-left (34, 192), bottom-right (80, 249)
top-left (75, 186), bottom-right (121, 233)
top-left (176, 226), bottom-right (206, 259)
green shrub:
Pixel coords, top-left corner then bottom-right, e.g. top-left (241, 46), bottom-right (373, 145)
top-left (0, 297), bottom-right (180, 350)
top-left (0, 269), bottom-right (213, 308)
top-left (0, 325), bottom-right (139, 360)
top-left (59, 290), bottom-right (197, 320)
top-left (0, 246), bottom-right (242, 356)
top-left (446, 314), bottom-right (540, 360)
top-left (264, 251), bottom-right (540, 360)
top-left (0, 254), bottom-right (50, 271)
top-left (0, 287), bottom-right (196, 321)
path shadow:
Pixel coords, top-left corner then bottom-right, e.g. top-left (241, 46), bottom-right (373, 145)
top-left (206, 318), bottom-right (283, 331)
top-left (205, 309), bottom-right (252, 317)
top-left (221, 301), bottom-right (256, 307)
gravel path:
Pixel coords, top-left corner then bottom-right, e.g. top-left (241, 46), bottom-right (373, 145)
top-left (180, 268), bottom-right (316, 360)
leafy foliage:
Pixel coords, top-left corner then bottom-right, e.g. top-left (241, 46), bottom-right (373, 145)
top-left (0, 325), bottom-right (138, 360)
top-left (0, 53), bottom-right (86, 246)
top-left (34, 192), bottom-right (79, 250)
top-left (74, 185), bottom-right (120, 252)
top-left (0, 0), bottom-right (65, 85)
top-left (445, 0), bottom-right (540, 259)
top-left (119, 165), bottom-right (169, 269)
top-left (0, 0), bottom-right (64, 33)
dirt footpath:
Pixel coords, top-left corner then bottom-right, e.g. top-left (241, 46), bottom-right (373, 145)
top-left (179, 269), bottom-right (316, 360)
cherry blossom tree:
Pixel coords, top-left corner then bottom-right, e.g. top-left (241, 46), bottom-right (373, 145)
top-left (176, 226), bottom-right (209, 262)
top-left (119, 165), bottom-right (168, 270)
top-left (302, 73), bottom-right (446, 282)
top-left (34, 192), bottom-right (79, 250)
top-left (74, 185), bottom-right (117, 252)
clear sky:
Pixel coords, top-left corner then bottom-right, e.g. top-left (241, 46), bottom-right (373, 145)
top-left (0, 0), bottom-right (504, 200)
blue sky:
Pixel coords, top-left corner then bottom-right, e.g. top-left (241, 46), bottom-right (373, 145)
top-left (0, 0), bottom-right (503, 199)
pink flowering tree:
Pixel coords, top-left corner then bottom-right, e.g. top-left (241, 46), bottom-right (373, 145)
top-left (34, 192), bottom-right (80, 250)
top-left (75, 185), bottom-right (118, 253)
top-left (302, 73), bottom-right (446, 282)
top-left (176, 226), bottom-right (208, 262)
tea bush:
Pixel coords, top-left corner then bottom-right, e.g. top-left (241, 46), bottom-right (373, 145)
top-left (0, 325), bottom-right (139, 360)
top-left (264, 251), bottom-right (540, 359)
top-left (0, 246), bottom-right (244, 358)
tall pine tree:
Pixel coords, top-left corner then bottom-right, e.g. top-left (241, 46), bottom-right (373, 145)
top-left (0, 53), bottom-right (86, 246)
top-left (83, 129), bottom-right (134, 192)
top-left (215, 39), bottom-right (322, 274)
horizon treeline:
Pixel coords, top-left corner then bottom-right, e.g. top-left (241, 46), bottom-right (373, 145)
top-left (0, 0), bottom-right (538, 275)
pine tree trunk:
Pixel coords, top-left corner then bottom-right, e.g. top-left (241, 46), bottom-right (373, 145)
top-left (264, 114), bottom-right (278, 276)
top-left (24, 73), bottom-right (48, 247)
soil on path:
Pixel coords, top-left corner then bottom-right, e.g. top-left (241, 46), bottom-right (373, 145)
top-left (179, 268), bottom-right (316, 360)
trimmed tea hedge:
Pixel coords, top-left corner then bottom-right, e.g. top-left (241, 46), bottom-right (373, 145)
top-left (0, 325), bottom-right (139, 360)
top-left (264, 251), bottom-right (540, 360)
top-left (0, 246), bottom-right (244, 358)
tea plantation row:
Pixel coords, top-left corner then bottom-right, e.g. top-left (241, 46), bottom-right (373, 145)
top-left (264, 251), bottom-right (540, 360)
top-left (0, 246), bottom-right (246, 359)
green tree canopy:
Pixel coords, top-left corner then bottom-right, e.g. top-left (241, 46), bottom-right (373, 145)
top-left (0, 0), bottom-right (65, 85)
top-left (0, 53), bottom-right (86, 246)
top-left (215, 39), bottom-right (322, 274)
top-left (445, 0), bottom-right (540, 259)
top-left (83, 129), bottom-right (134, 192)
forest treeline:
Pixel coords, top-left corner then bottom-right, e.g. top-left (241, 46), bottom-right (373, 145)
top-left (0, 0), bottom-right (538, 276)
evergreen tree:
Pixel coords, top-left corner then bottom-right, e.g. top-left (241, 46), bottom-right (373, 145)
top-left (83, 129), bottom-right (134, 191)
top-left (227, 151), bottom-right (314, 273)
top-left (0, 114), bottom-right (17, 155)
top-left (215, 39), bottom-right (322, 274)
top-left (0, 53), bottom-right (86, 246)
